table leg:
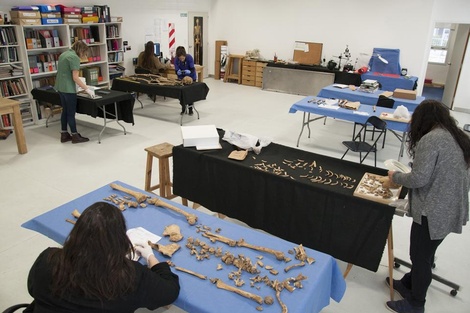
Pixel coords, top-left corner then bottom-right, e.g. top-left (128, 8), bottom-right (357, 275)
top-left (12, 105), bottom-right (27, 154)
top-left (295, 112), bottom-right (325, 147)
top-left (113, 102), bottom-right (127, 134)
top-left (343, 263), bottom-right (353, 278)
top-left (388, 226), bottom-right (395, 301)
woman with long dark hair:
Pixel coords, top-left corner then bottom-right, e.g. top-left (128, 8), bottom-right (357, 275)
top-left (386, 100), bottom-right (470, 313)
top-left (137, 41), bottom-right (169, 74)
top-left (26, 202), bottom-right (180, 312)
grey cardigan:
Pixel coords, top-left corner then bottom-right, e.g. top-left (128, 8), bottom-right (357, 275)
top-left (393, 127), bottom-right (470, 240)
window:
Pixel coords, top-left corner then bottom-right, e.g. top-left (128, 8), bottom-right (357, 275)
top-left (428, 25), bottom-right (452, 64)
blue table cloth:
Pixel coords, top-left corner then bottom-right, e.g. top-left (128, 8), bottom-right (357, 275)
top-left (289, 96), bottom-right (410, 160)
top-left (22, 181), bottom-right (346, 313)
top-left (317, 84), bottom-right (424, 111)
top-left (361, 73), bottom-right (418, 91)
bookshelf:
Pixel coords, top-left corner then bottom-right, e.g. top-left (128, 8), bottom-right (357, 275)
top-left (105, 22), bottom-right (124, 81)
top-left (17, 23), bottom-right (115, 123)
top-left (0, 25), bottom-right (34, 128)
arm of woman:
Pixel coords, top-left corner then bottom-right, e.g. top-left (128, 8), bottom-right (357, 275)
top-left (392, 133), bottom-right (438, 188)
top-left (137, 262), bottom-right (180, 309)
top-left (72, 70), bottom-right (88, 91)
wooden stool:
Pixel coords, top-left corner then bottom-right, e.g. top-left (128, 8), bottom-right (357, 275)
top-left (144, 142), bottom-right (188, 206)
top-left (223, 54), bottom-right (244, 84)
top-left (0, 98), bottom-right (27, 154)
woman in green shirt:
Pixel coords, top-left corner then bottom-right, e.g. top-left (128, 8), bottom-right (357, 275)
top-left (55, 41), bottom-right (94, 144)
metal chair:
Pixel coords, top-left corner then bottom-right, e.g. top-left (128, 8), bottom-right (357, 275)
top-left (353, 95), bottom-right (395, 148)
top-left (342, 116), bottom-right (387, 167)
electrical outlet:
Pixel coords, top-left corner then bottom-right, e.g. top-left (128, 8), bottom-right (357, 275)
top-left (126, 46), bottom-right (131, 51)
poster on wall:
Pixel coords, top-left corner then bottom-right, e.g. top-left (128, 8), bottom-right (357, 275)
top-left (193, 16), bottom-right (203, 65)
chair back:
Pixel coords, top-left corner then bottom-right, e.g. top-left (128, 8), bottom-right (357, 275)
top-left (376, 95), bottom-right (395, 108)
top-left (366, 116), bottom-right (387, 131)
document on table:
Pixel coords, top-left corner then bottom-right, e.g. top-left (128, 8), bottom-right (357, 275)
top-left (127, 227), bottom-right (162, 260)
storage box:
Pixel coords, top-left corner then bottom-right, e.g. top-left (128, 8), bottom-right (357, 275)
top-left (393, 88), bottom-right (417, 100)
top-left (41, 18), bottom-right (63, 25)
top-left (37, 5), bottom-right (59, 13)
top-left (41, 12), bottom-right (62, 18)
top-left (11, 18), bottom-right (41, 25)
top-left (10, 10), bottom-right (41, 18)
top-left (181, 125), bottom-right (220, 149)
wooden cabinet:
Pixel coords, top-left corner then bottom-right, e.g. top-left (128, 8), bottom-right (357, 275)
top-left (255, 61), bottom-right (267, 87)
top-left (242, 59), bottom-right (256, 86)
top-left (241, 59), bottom-right (267, 88)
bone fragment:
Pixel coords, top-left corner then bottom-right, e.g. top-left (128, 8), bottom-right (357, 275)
top-left (109, 183), bottom-right (149, 203)
top-left (294, 244), bottom-right (315, 264)
top-left (65, 218), bottom-right (76, 225)
top-left (71, 209), bottom-right (81, 218)
top-left (163, 224), bottom-right (183, 242)
top-left (211, 278), bottom-right (263, 304)
top-left (273, 280), bottom-right (288, 313)
top-left (148, 241), bottom-right (180, 257)
top-left (148, 197), bottom-right (197, 225)
top-left (202, 231), bottom-right (237, 246)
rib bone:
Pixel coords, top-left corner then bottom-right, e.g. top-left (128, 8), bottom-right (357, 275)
top-left (211, 278), bottom-right (263, 304)
top-left (109, 183), bottom-right (149, 203)
top-left (147, 197), bottom-right (198, 225)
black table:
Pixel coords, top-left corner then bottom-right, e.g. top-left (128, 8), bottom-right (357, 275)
top-left (173, 130), bottom-right (399, 272)
top-left (266, 62), bottom-right (362, 86)
top-left (111, 78), bottom-right (210, 125)
top-left (31, 88), bottom-right (134, 143)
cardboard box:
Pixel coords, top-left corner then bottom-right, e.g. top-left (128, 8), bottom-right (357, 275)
top-left (393, 88), bottom-right (417, 100)
top-left (11, 18), bottom-right (41, 25)
top-left (10, 10), bottom-right (41, 18)
top-left (41, 12), bottom-right (62, 18)
top-left (181, 125), bottom-right (220, 149)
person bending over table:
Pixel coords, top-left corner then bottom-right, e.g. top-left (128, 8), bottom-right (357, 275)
top-left (174, 46), bottom-right (196, 115)
top-left (55, 41), bottom-right (94, 144)
top-left (25, 202), bottom-right (180, 312)
top-left (386, 100), bottom-right (470, 313)
top-left (137, 41), bottom-right (171, 74)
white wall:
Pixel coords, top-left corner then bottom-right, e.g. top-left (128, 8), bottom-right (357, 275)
top-left (1, 0), bottom-right (469, 105)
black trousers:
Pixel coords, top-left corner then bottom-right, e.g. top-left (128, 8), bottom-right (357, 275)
top-left (401, 216), bottom-right (443, 308)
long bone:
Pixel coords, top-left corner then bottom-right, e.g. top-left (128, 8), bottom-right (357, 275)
top-left (210, 278), bottom-right (263, 304)
top-left (147, 197), bottom-right (198, 225)
top-left (109, 183), bottom-right (149, 203)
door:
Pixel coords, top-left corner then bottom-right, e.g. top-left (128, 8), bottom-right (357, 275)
top-left (442, 24), bottom-right (470, 109)
top-left (188, 12), bottom-right (208, 79)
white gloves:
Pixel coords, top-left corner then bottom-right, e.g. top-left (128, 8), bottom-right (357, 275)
top-left (85, 88), bottom-right (95, 99)
top-left (134, 242), bottom-right (154, 263)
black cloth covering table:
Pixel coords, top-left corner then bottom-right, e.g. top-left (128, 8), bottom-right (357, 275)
top-left (111, 78), bottom-right (210, 107)
top-left (31, 87), bottom-right (135, 124)
top-left (173, 130), bottom-right (398, 272)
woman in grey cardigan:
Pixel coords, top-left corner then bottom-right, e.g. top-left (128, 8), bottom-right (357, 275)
top-left (386, 99), bottom-right (470, 313)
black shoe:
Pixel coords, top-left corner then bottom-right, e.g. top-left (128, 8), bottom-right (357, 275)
top-left (71, 133), bottom-right (89, 144)
top-left (188, 107), bottom-right (194, 116)
top-left (385, 299), bottom-right (424, 313)
top-left (385, 277), bottom-right (411, 300)
top-left (60, 132), bottom-right (72, 143)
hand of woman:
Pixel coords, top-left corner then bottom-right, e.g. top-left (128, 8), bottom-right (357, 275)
top-left (388, 170), bottom-right (395, 182)
top-left (134, 242), bottom-right (154, 263)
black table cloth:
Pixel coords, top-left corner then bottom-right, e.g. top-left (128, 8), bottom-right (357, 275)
top-left (111, 78), bottom-right (209, 106)
top-left (173, 130), bottom-right (399, 272)
top-left (31, 87), bottom-right (135, 124)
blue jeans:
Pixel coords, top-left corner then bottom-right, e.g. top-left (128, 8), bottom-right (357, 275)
top-left (59, 92), bottom-right (77, 133)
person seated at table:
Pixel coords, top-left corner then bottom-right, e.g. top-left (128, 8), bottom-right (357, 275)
top-left (136, 41), bottom-right (171, 74)
top-left (174, 46), bottom-right (197, 115)
top-left (25, 201), bottom-right (180, 312)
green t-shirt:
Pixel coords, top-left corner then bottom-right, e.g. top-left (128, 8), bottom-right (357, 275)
top-left (54, 49), bottom-right (80, 93)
